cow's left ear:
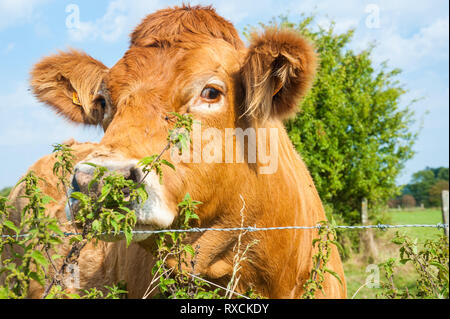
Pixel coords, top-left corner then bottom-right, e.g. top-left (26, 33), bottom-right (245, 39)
top-left (241, 29), bottom-right (317, 121)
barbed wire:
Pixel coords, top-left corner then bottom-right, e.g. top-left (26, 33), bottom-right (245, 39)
top-left (1, 223), bottom-right (448, 238)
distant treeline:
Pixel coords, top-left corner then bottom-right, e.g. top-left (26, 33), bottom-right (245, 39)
top-left (0, 187), bottom-right (11, 198)
top-left (389, 167), bottom-right (449, 208)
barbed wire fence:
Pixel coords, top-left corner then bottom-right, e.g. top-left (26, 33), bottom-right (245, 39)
top-left (2, 222), bottom-right (447, 299)
top-left (1, 222), bottom-right (448, 238)
top-left (1, 192), bottom-right (448, 299)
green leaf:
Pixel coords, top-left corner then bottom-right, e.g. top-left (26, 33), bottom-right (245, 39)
top-left (124, 229), bottom-right (133, 247)
top-left (329, 240), bottom-right (344, 254)
top-left (110, 219), bottom-right (119, 233)
top-left (399, 258), bottom-right (410, 265)
top-left (184, 244), bottom-right (195, 257)
top-left (138, 155), bottom-right (158, 167)
top-left (47, 223), bottom-right (64, 236)
top-left (69, 234), bottom-right (83, 244)
top-left (3, 220), bottom-right (20, 234)
top-left (98, 183), bottom-right (112, 202)
top-left (92, 220), bottom-right (101, 232)
top-left (42, 195), bottom-right (55, 205)
top-left (136, 187), bottom-right (148, 203)
top-left (391, 237), bottom-right (405, 245)
top-left (70, 192), bottom-right (89, 202)
top-left (0, 286), bottom-right (9, 299)
top-left (324, 267), bottom-right (343, 286)
top-left (31, 250), bottom-right (49, 268)
top-left (161, 159), bottom-right (175, 170)
top-left (119, 206), bottom-right (133, 214)
top-left (430, 261), bottom-right (449, 274)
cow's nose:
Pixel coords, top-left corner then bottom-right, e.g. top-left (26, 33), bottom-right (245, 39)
top-left (66, 160), bottom-right (140, 221)
top-left (71, 162), bottom-right (139, 194)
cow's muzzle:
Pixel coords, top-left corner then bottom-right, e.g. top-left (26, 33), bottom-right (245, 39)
top-left (65, 159), bottom-right (175, 241)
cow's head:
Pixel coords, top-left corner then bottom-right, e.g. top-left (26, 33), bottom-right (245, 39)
top-left (30, 5), bottom-right (317, 240)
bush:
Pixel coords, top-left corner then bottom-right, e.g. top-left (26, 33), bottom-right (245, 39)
top-left (253, 15), bottom-right (417, 226)
top-left (401, 194), bottom-right (416, 208)
top-left (378, 232), bottom-right (449, 299)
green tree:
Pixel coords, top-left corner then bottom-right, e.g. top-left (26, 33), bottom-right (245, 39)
top-left (429, 180), bottom-right (449, 208)
top-left (402, 167), bottom-right (449, 207)
top-left (405, 169), bottom-right (436, 206)
top-left (0, 187), bottom-right (11, 198)
top-left (264, 16), bottom-right (417, 224)
top-left (436, 167), bottom-right (449, 181)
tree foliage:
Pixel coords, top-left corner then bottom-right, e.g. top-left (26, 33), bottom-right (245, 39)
top-left (258, 15), bottom-right (417, 224)
top-left (0, 187), bottom-right (11, 198)
top-left (402, 167), bottom-right (449, 207)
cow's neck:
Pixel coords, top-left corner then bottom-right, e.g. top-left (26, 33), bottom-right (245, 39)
top-left (189, 123), bottom-right (328, 298)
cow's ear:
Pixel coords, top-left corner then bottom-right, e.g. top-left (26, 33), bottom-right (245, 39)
top-left (241, 29), bottom-right (317, 121)
top-left (30, 49), bottom-right (109, 125)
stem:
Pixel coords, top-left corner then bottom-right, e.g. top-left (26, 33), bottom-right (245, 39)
top-left (138, 143), bottom-right (171, 185)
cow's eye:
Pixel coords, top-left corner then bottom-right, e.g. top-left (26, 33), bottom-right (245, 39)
top-left (200, 87), bottom-right (221, 101)
top-left (98, 97), bottom-right (106, 110)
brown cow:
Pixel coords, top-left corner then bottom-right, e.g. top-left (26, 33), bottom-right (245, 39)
top-left (7, 5), bottom-right (346, 298)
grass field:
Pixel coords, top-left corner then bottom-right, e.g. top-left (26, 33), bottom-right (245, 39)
top-left (344, 208), bottom-right (446, 299)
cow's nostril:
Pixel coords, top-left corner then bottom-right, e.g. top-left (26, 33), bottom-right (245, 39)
top-left (71, 175), bottom-right (81, 192)
top-left (128, 167), bottom-right (141, 184)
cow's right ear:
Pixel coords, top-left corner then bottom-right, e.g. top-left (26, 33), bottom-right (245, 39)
top-left (30, 49), bottom-right (109, 125)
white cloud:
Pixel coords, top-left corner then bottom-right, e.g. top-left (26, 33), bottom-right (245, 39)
top-left (361, 17), bottom-right (449, 71)
top-left (0, 82), bottom-right (103, 146)
top-left (67, 1), bottom-right (128, 43)
top-left (0, 0), bottom-right (48, 31)
top-left (280, 0), bottom-right (448, 73)
top-left (2, 42), bottom-right (15, 54)
top-left (67, 0), bottom-right (167, 43)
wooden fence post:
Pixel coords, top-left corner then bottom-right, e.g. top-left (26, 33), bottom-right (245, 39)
top-left (360, 198), bottom-right (378, 261)
top-left (361, 198), bottom-right (368, 225)
top-left (442, 191), bottom-right (449, 237)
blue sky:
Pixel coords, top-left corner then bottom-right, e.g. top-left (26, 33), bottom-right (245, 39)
top-left (0, 0), bottom-right (448, 189)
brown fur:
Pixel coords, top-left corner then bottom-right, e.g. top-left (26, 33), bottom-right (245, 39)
top-left (130, 4), bottom-right (244, 49)
top-left (6, 141), bottom-right (156, 299)
top-left (30, 50), bottom-right (109, 125)
top-left (7, 5), bottom-right (346, 299)
top-left (242, 28), bottom-right (317, 121)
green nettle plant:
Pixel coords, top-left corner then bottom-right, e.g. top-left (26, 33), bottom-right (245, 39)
top-left (146, 193), bottom-right (223, 299)
top-left (43, 141), bottom-right (150, 298)
top-left (52, 143), bottom-right (76, 192)
top-left (0, 172), bottom-right (64, 299)
top-left (378, 232), bottom-right (449, 299)
top-left (43, 113), bottom-right (195, 298)
top-left (68, 163), bottom-right (144, 246)
top-left (0, 112), bottom-right (236, 299)
top-left (301, 220), bottom-right (343, 299)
